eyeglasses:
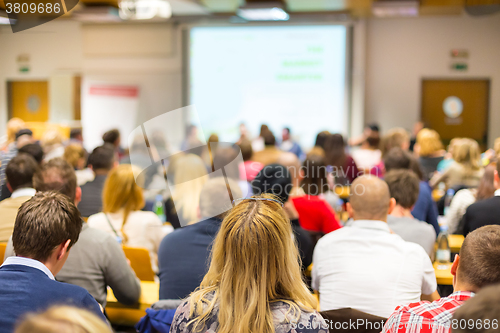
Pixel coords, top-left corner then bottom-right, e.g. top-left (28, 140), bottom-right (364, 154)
top-left (232, 197), bottom-right (284, 207)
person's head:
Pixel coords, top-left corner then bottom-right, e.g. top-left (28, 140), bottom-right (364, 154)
top-left (282, 127), bottom-right (290, 141)
top-left (12, 191), bottom-right (81, 275)
top-left (199, 177), bottom-right (242, 220)
top-left (451, 225), bottom-right (500, 293)
top-left (102, 164), bottom-right (144, 240)
top-left (453, 138), bottom-right (481, 172)
top-left (475, 164), bottom-right (496, 201)
top-left (6, 154), bottom-right (38, 192)
top-left (33, 158), bottom-right (79, 204)
top-left (189, 194), bottom-right (316, 333)
top-left (238, 139), bottom-right (253, 162)
top-left (367, 123), bottom-right (380, 133)
top-left (87, 145), bottom-right (115, 172)
top-left (380, 128), bottom-right (410, 157)
top-left (262, 130), bottom-right (276, 147)
top-left (452, 284), bottom-right (500, 333)
top-left (18, 143), bottom-right (44, 164)
top-left (324, 133), bottom-right (346, 168)
top-left (365, 132), bottom-right (380, 150)
top-left (15, 129), bottom-right (34, 148)
top-left (63, 144), bottom-right (86, 170)
top-left (7, 118), bottom-right (26, 145)
top-left (277, 152), bottom-right (302, 186)
top-left (385, 170), bottom-right (420, 210)
top-left (259, 124), bottom-right (269, 137)
top-left (171, 154), bottom-right (209, 224)
top-left (212, 146), bottom-right (240, 180)
top-left (208, 133), bottom-right (219, 150)
top-left (416, 128), bottom-right (443, 157)
top-left (300, 154), bottom-right (329, 196)
top-left (252, 164), bottom-right (292, 203)
top-left (383, 147), bottom-right (411, 172)
top-left (15, 306), bottom-right (111, 333)
top-left (102, 129), bottom-right (120, 147)
top-left (41, 130), bottom-right (63, 152)
top-left (69, 128), bottom-right (83, 142)
top-left (314, 131), bottom-right (330, 150)
top-left (347, 175), bottom-right (395, 221)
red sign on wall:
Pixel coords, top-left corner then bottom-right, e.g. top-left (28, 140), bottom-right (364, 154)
top-left (89, 85), bottom-right (139, 98)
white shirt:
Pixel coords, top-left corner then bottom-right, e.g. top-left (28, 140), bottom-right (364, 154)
top-left (87, 210), bottom-right (170, 273)
top-left (351, 149), bottom-right (382, 170)
top-left (312, 220), bottom-right (437, 318)
top-left (1, 256), bottom-right (54, 280)
top-left (11, 187), bottom-right (36, 199)
top-left (495, 189), bottom-right (500, 197)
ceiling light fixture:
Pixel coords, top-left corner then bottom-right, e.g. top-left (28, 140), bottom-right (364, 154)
top-left (119, 0), bottom-right (172, 20)
top-left (236, 7), bottom-right (289, 21)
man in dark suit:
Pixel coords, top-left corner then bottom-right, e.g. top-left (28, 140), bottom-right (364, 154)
top-left (462, 161), bottom-right (500, 236)
top-left (0, 191), bottom-right (105, 332)
top-left (78, 145), bottom-right (116, 217)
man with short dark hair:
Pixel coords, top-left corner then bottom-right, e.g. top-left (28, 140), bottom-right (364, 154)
top-left (280, 127), bottom-right (303, 159)
top-left (4, 158), bottom-right (140, 307)
top-left (78, 145), bottom-right (116, 217)
top-left (0, 192), bottom-right (106, 332)
top-left (385, 169), bottom-right (436, 255)
top-left (0, 154), bottom-right (38, 241)
top-left (462, 161), bottom-right (500, 235)
top-left (313, 175), bottom-right (438, 318)
top-left (383, 225), bottom-right (500, 333)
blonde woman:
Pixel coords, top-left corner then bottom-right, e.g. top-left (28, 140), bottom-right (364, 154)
top-left (430, 138), bottom-right (484, 189)
top-left (87, 164), bottom-right (167, 272)
top-left (41, 130), bottom-right (65, 161)
top-left (165, 154), bottom-right (209, 228)
top-left (414, 129), bottom-right (445, 180)
top-left (15, 306), bottom-right (111, 333)
top-left (63, 144), bottom-right (94, 186)
top-left (170, 194), bottom-right (328, 333)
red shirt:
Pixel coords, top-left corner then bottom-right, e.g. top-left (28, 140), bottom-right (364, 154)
top-left (382, 291), bottom-right (474, 333)
top-left (291, 195), bottom-right (342, 234)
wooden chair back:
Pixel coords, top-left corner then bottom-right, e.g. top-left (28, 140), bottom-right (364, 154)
top-left (122, 246), bottom-right (156, 282)
top-left (0, 243), bottom-right (7, 264)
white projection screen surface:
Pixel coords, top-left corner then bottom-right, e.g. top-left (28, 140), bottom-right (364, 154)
top-left (188, 25), bottom-right (348, 148)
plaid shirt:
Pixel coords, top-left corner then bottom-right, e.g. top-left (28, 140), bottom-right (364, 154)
top-left (382, 291), bottom-right (474, 333)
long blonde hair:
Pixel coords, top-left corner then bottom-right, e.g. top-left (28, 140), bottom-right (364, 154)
top-left (171, 154), bottom-right (208, 224)
top-left (102, 164), bottom-right (145, 243)
top-left (452, 138), bottom-right (481, 174)
top-left (416, 128), bottom-right (443, 157)
top-left (188, 194), bottom-right (317, 333)
top-left (15, 306), bottom-right (112, 333)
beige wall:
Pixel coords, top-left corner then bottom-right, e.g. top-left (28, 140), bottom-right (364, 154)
top-left (365, 13), bottom-right (500, 146)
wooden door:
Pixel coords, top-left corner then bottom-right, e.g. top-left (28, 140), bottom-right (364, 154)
top-left (8, 81), bottom-right (49, 122)
top-left (421, 79), bottom-right (489, 148)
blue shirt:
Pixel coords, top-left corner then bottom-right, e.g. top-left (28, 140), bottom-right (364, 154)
top-left (412, 181), bottom-right (440, 237)
top-left (0, 257), bottom-right (106, 332)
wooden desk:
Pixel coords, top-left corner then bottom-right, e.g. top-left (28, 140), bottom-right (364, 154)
top-left (106, 281), bottom-right (159, 326)
top-left (434, 262), bottom-right (453, 285)
top-left (449, 235), bottom-right (464, 253)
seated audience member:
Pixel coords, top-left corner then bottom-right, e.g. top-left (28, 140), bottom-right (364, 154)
top-left (78, 145), bottom-right (115, 217)
top-left (280, 127), bottom-right (304, 159)
top-left (384, 147), bottom-right (440, 236)
top-left (165, 154), bottom-right (209, 228)
top-left (170, 194), bottom-right (327, 333)
top-left (252, 130), bottom-right (283, 166)
top-left (437, 137), bottom-right (461, 173)
top-left (15, 306), bottom-right (112, 333)
top-left (251, 164), bottom-right (314, 270)
top-left (1, 117), bottom-right (25, 152)
top-left (324, 133), bottom-right (359, 185)
top-left (251, 124), bottom-right (269, 152)
top-left (462, 161), bottom-right (500, 236)
top-left (88, 164), bottom-right (166, 272)
top-left (18, 142), bottom-right (44, 165)
top-left (385, 170), bottom-right (436, 255)
top-left (312, 175), bottom-right (438, 318)
top-left (238, 139), bottom-right (263, 182)
top-left (292, 154), bottom-right (342, 235)
top-left (64, 143), bottom-right (93, 186)
top-left (452, 284), bottom-right (500, 333)
top-left (4, 158), bottom-right (141, 307)
top-left (414, 129), bottom-right (445, 180)
top-left (351, 131), bottom-right (381, 171)
top-left (41, 130), bottom-right (65, 161)
top-left (314, 130), bottom-right (330, 151)
top-left (430, 138), bottom-right (484, 189)
top-left (447, 164), bottom-right (495, 234)
top-left (103, 128), bottom-right (125, 160)
top-left (409, 121), bottom-right (424, 152)
top-left (371, 127), bottom-right (410, 178)
top-left (68, 128), bottom-right (84, 146)
top-left (159, 177), bottom-right (242, 300)
top-left (348, 123), bottom-right (380, 147)
top-left (382, 225), bottom-right (500, 333)
top-left (0, 154), bottom-right (38, 242)
top-left (0, 192), bottom-right (105, 332)
top-left (0, 129), bottom-right (34, 198)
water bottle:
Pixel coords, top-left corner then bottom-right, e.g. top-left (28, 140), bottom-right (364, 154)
top-left (443, 188), bottom-right (455, 216)
top-left (436, 225), bottom-right (451, 264)
top-left (154, 194), bottom-right (166, 223)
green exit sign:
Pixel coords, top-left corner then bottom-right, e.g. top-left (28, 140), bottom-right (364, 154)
top-left (451, 63), bottom-right (468, 71)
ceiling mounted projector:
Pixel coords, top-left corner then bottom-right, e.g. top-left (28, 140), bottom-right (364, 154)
top-left (119, 0), bottom-right (172, 20)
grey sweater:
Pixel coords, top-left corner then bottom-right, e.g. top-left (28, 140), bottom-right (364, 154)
top-left (4, 223), bottom-right (141, 307)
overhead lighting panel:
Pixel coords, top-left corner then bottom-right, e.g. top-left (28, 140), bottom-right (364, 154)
top-left (236, 7), bottom-right (289, 21)
top-left (372, 1), bottom-right (419, 17)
